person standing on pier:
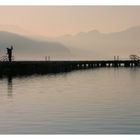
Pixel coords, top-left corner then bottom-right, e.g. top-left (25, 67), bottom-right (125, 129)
top-left (7, 46), bottom-right (13, 62)
top-left (114, 56), bottom-right (116, 61)
top-left (117, 56), bottom-right (119, 60)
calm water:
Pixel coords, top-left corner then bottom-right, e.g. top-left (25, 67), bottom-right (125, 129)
top-left (0, 68), bottom-right (140, 134)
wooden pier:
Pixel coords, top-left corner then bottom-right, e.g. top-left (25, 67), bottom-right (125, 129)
top-left (0, 60), bottom-right (140, 76)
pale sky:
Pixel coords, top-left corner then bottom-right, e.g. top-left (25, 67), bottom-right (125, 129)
top-left (0, 6), bottom-right (140, 37)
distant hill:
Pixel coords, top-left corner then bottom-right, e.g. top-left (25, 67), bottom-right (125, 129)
top-left (0, 31), bottom-right (70, 60)
top-left (54, 26), bottom-right (140, 60)
top-left (1, 26), bottom-right (140, 61)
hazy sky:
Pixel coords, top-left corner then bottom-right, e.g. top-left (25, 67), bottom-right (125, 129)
top-left (0, 6), bottom-right (140, 37)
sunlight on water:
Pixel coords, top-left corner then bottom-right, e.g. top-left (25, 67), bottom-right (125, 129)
top-left (0, 68), bottom-right (140, 134)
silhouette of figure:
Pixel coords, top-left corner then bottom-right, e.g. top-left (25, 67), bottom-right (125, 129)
top-left (45, 56), bottom-right (47, 61)
top-left (7, 46), bottom-right (13, 62)
top-left (114, 56), bottom-right (116, 61)
top-left (48, 56), bottom-right (50, 61)
top-left (117, 56), bottom-right (119, 60)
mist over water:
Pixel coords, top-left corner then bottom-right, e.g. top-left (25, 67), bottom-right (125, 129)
top-left (0, 68), bottom-right (140, 134)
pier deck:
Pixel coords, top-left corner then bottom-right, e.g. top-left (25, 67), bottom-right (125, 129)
top-left (0, 60), bottom-right (140, 76)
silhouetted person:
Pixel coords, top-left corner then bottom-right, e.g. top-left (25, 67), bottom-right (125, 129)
top-left (48, 56), bottom-right (50, 61)
top-left (114, 56), bottom-right (116, 61)
top-left (45, 56), bottom-right (47, 61)
top-left (7, 46), bottom-right (13, 62)
top-left (117, 56), bottom-right (119, 60)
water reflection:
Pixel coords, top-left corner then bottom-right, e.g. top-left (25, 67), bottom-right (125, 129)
top-left (0, 68), bottom-right (140, 133)
top-left (7, 75), bottom-right (13, 97)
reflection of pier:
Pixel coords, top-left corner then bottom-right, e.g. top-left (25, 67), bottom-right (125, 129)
top-left (0, 60), bottom-right (140, 76)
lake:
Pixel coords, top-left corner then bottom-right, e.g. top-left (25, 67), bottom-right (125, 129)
top-left (0, 67), bottom-right (140, 134)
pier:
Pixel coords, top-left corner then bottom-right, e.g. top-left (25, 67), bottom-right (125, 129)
top-left (0, 60), bottom-right (140, 76)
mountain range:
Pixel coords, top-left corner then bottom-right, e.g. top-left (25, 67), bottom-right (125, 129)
top-left (54, 26), bottom-right (140, 60)
top-left (0, 31), bottom-right (70, 60)
top-left (0, 26), bottom-right (140, 60)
